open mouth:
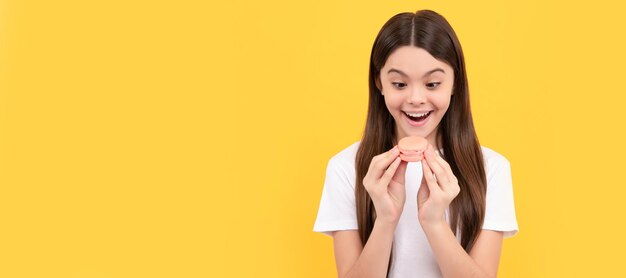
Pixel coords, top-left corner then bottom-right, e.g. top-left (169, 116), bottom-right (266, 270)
top-left (404, 111), bottom-right (432, 122)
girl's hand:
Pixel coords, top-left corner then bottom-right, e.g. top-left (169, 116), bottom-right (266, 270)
top-left (362, 145), bottom-right (408, 224)
top-left (417, 144), bottom-right (461, 226)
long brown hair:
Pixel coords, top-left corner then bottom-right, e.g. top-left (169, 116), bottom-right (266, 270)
top-left (355, 10), bottom-right (487, 275)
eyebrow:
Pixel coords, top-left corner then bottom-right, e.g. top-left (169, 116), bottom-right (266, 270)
top-left (387, 68), bottom-right (445, 78)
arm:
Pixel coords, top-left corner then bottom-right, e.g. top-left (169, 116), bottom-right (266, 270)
top-left (422, 220), bottom-right (503, 278)
top-left (417, 145), bottom-right (506, 277)
top-left (334, 219), bottom-right (397, 278)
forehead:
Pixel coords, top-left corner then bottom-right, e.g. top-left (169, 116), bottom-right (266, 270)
top-left (383, 46), bottom-right (452, 76)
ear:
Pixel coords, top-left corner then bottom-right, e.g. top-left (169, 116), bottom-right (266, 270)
top-left (375, 76), bottom-right (382, 93)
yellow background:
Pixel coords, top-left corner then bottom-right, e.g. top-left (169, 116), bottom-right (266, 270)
top-left (1, 0), bottom-right (625, 277)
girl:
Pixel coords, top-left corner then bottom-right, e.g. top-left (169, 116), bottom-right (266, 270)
top-left (313, 10), bottom-right (519, 278)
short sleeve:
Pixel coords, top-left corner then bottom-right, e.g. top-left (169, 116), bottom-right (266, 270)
top-left (482, 156), bottom-right (519, 238)
top-left (312, 156), bottom-right (358, 237)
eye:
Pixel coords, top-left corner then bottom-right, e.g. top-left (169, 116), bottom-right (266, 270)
top-left (392, 82), bottom-right (407, 89)
top-left (426, 82), bottom-right (441, 89)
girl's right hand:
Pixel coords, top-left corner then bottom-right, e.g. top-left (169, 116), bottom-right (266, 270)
top-left (362, 145), bottom-right (408, 224)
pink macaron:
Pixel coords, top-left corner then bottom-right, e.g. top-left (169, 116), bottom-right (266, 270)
top-left (397, 136), bottom-right (428, 162)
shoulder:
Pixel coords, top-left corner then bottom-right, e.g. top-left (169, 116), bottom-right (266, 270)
top-left (480, 145), bottom-right (512, 183)
top-left (480, 145), bottom-right (511, 168)
top-left (327, 141), bottom-right (361, 169)
top-left (322, 141), bottom-right (361, 190)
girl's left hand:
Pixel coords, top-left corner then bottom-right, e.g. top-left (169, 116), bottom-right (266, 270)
top-left (417, 144), bottom-right (461, 226)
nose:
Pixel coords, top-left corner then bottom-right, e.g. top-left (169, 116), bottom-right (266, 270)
top-left (407, 87), bottom-right (426, 104)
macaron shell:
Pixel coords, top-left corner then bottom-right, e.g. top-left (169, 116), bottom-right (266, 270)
top-left (398, 136), bottom-right (428, 152)
top-left (399, 153), bottom-right (423, 162)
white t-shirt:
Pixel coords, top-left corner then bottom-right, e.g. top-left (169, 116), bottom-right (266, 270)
top-left (313, 141), bottom-right (519, 278)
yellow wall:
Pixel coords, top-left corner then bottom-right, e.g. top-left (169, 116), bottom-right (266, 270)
top-left (1, 0), bottom-right (625, 277)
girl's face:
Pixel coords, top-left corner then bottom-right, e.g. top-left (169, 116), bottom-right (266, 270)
top-left (377, 46), bottom-right (455, 148)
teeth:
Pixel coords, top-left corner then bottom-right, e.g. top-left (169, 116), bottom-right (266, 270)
top-left (406, 111), bottom-right (430, 117)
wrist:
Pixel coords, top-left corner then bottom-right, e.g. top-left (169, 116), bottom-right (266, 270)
top-left (375, 217), bottom-right (399, 228)
top-left (419, 218), bottom-right (448, 231)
